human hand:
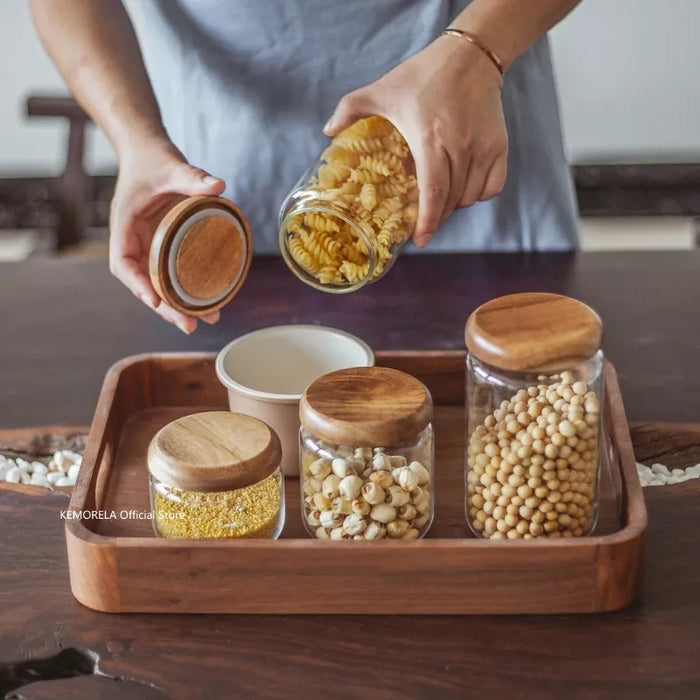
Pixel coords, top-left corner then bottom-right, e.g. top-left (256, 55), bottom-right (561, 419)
top-left (323, 35), bottom-right (508, 247)
top-left (109, 138), bottom-right (226, 333)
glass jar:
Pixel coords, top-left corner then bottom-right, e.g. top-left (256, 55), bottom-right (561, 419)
top-left (464, 293), bottom-right (605, 540)
top-left (279, 116), bottom-right (418, 293)
top-left (299, 366), bottom-right (434, 540)
top-left (147, 411), bottom-right (284, 539)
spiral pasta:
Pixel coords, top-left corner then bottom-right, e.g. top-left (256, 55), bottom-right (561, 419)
top-left (284, 116), bottom-right (418, 288)
top-left (359, 183), bottom-right (377, 212)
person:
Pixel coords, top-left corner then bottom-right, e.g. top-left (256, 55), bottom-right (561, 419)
top-left (30, 0), bottom-right (580, 333)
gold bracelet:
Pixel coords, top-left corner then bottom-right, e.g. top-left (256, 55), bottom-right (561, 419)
top-left (442, 28), bottom-right (504, 76)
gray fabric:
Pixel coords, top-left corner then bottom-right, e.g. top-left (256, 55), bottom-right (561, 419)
top-left (129, 0), bottom-right (578, 254)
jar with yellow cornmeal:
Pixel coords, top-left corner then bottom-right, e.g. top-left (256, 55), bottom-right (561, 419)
top-left (147, 411), bottom-right (284, 539)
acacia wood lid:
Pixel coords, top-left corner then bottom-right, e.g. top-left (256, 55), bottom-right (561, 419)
top-left (299, 366), bottom-right (433, 447)
top-left (149, 196), bottom-right (252, 317)
top-left (147, 411), bottom-right (282, 492)
top-left (465, 292), bottom-right (603, 372)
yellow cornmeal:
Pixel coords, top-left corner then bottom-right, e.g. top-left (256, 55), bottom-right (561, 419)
top-left (153, 474), bottom-right (281, 539)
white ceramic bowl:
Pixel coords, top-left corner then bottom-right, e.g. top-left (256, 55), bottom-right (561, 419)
top-left (216, 325), bottom-right (374, 475)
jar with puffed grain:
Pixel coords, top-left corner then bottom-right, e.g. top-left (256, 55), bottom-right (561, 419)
top-left (147, 411), bottom-right (284, 539)
top-left (299, 366), bottom-right (434, 540)
top-left (279, 116), bottom-right (418, 293)
top-left (464, 293), bottom-right (604, 540)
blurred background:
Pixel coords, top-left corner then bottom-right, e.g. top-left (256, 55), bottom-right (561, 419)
top-left (1, 0), bottom-right (699, 260)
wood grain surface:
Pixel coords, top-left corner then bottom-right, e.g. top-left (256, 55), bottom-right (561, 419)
top-left (0, 253), bottom-right (698, 425)
top-left (174, 218), bottom-right (243, 301)
top-left (0, 426), bottom-right (87, 459)
top-left (147, 411), bottom-right (281, 491)
top-left (465, 292), bottom-right (603, 371)
top-left (0, 421), bottom-right (697, 698)
top-left (1, 252), bottom-right (699, 697)
top-left (299, 365), bottom-right (433, 446)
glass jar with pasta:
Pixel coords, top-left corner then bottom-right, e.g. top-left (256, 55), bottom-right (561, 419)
top-left (278, 116), bottom-right (418, 293)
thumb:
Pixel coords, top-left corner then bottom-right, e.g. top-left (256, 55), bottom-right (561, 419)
top-left (323, 90), bottom-right (375, 137)
top-left (166, 162), bottom-right (226, 196)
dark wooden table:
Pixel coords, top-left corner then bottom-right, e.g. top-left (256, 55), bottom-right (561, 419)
top-left (0, 252), bottom-right (699, 699)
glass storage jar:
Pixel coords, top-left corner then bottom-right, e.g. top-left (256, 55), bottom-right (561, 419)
top-left (464, 293), bottom-right (604, 540)
top-left (279, 116), bottom-right (418, 293)
top-left (299, 366), bottom-right (434, 540)
top-left (148, 411), bottom-right (284, 539)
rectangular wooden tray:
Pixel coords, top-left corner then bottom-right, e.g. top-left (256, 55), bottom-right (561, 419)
top-left (67, 351), bottom-right (647, 614)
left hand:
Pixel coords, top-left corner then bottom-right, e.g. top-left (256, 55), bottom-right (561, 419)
top-left (324, 36), bottom-right (508, 247)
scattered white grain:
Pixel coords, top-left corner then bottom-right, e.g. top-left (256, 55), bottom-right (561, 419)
top-left (5, 466), bottom-right (21, 483)
top-left (54, 452), bottom-right (70, 472)
top-left (31, 462), bottom-right (48, 475)
top-left (30, 472), bottom-right (49, 486)
top-left (636, 462), bottom-right (700, 487)
top-left (2, 449), bottom-right (82, 488)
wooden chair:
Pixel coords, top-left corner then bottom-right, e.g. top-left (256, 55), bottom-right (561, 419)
top-left (25, 95), bottom-right (93, 250)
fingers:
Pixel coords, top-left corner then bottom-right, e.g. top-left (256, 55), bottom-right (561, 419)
top-left (479, 152), bottom-right (508, 202)
top-left (201, 310), bottom-right (221, 325)
top-left (440, 151), bottom-right (470, 225)
top-left (412, 142), bottom-right (451, 247)
top-left (323, 89), bottom-right (376, 137)
top-left (155, 306), bottom-right (220, 333)
top-left (117, 258), bottom-right (220, 333)
top-left (164, 163), bottom-right (226, 197)
top-left (458, 157), bottom-right (490, 209)
top-left (110, 254), bottom-right (161, 310)
top-left (109, 254), bottom-right (197, 334)
top-left (153, 300), bottom-right (197, 335)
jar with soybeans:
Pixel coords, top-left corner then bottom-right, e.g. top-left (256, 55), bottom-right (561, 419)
top-left (279, 116), bottom-right (418, 293)
top-left (299, 367), bottom-right (434, 540)
top-left (464, 293), bottom-right (604, 541)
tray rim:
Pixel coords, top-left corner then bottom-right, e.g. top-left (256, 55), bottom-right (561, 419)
top-left (67, 350), bottom-right (647, 551)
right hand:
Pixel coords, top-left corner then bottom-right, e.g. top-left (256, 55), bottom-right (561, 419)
top-left (109, 138), bottom-right (226, 334)
top-left (324, 35), bottom-right (507, 248)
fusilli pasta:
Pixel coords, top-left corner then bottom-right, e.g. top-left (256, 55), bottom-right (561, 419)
top-left (285, 116), bottom-right (418, 287)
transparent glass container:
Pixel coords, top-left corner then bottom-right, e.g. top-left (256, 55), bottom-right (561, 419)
top-left (279, 116), bottom-right (418, 293)
top-left (300, 427), bottom-right (434, 541)
top-left (465, 353), bottom-right (604, 540)
top-left (149, 466), bottom-right (284, 539)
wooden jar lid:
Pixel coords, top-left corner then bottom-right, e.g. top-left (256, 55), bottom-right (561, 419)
top-left (299, 367), bottom-right (433, 447)
top-left (149, 196), bottom-right (252, 317)
top-left (465, 292), bottom-right (603, 372)
top-left (147, 411), bottom-right (282, 492)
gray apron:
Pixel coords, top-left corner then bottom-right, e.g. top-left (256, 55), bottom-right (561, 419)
top-left (129, 0), bottom-right (578, 253)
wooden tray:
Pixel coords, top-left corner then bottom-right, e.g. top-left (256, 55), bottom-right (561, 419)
top-left (66, 351), bottom-right (646, 614)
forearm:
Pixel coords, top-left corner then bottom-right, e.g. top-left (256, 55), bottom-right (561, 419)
top-left (29, 0), bottom-right (167, 160)
top-left (451, 0), bottom-right (580, 71)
